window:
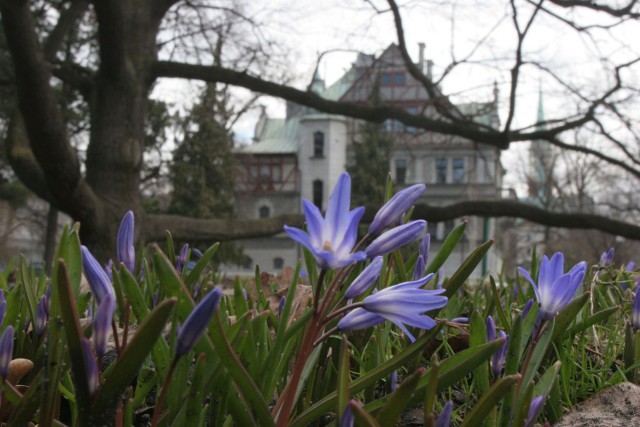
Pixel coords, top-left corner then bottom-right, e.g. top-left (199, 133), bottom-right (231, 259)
top-left (313, 131), bottom-right (324, 157)
top-left (273, 257), bottom-right (284, 270)
top-left (395, 72), bottom-right (405, 85)
top-left (395, 159), bottom-right (407, 185)
top-left (246, 160), bottom-right (283, 191)
top-left (453, 158), bottom-right (465, 183)
top-left (382, 73), bottom-right (392, 85)
top-left (313, 179), bottom-right (323, 210)
top-left (259, 205), bottom-right (270, 218)
top-left (436, 158), bottom-right (447, 183)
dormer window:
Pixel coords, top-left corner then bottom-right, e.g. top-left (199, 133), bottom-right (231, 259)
top-left (313, 131), bottom-right (324, 157)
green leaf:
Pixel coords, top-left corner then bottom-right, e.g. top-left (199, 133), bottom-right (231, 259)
top-left (351, 401), bottom-right (382, 426)
top-left (551, 293), bottom-right (589, 342)
top-left (91, 298), bottom-right (177, 424)
top-left (337, 337), bottom-right (350, 424)
top-left (184, 353), bottom-right (208, 426)
top-left (534, 360), bottom-right (561, 397)
top-left (557, 306), bottom-right (618, 343)
top-left (497, 315), bottom-right (523, 427)
top-left (624, 322), bottom-right (636, 382)
top-left (376, 368), bottom-right (426, 427)
top-left (443, 239), bottom-right (493, 299)
top-left (119, 265), bottom-right (171, 377)
top-left (459, 375), bottom-right (520, 427)
top-left (490, 276), bottom-right (510, 330)
top-left (521, 320), bottom-right (555, 398)
top-left (6, 370), bottom-right (44, 426)
top-left (512, 380), bottom-right (534, 427)
top-left (184, 242), bottom-right (219, 287)
top-left (55, 260), bottom-right (91, 424)
top-left (470, 311), bottom-right (490, 396)
top-left (425, 220), bottom-right (467, 275)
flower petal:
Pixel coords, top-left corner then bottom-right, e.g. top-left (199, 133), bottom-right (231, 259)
top-left (325, 173), bottom-right (352, 243)
top-left (302, 199), bottom-right (325, 249)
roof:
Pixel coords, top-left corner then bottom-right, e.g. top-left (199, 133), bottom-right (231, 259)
top-left (237, 117), bottom-right (300, 154)
top-left (457, 102), bottom-right (497, 127)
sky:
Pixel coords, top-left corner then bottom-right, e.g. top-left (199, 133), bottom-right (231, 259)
top-left (152, 0), bottom-right (640, 195)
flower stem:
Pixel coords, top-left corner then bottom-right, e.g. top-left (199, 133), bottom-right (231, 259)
top-left (313, 269), bottom-right (327, 312)
top-left (150, 357), bottom-right (179, 427)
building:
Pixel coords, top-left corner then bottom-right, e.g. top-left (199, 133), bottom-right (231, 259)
top-left (232, 44), bottom-right (506, 280)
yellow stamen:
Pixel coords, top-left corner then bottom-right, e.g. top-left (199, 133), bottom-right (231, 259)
top-left (322, 240), bottom-right (333, 252)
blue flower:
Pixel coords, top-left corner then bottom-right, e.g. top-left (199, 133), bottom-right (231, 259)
top-left (435, 400), bottom-right (453, 427)
top-left (632, 284), bottom-right (640, 330)
top-left (284, 173), bottom-right (366, 269)
top-left (525, 395), bottom-right (545, 427)
top-left (344, 256), bottom-right (383, 299)
top-left (413, 255), bottom-right (426, 280)
top-left (599, 247), bottom-right (614, 268)
top-left (0, 326), bottom-right (13, 378)
top-left (364, 220), bottom-right (427, 258)
top-left (117, 211), bottom-right (135, 273)
top-left (518, 252), bottom-right (586, 321)
top-left (338, 274), bottom-right (447, 342)
top-left (81, 246), bottom-right (115, 305)
top-left (93, 293), bottom-right (116, 357)
top-left (368, 184), bottom-right (425, 235)
top-left (176, 287), bottom-right (223, 356)
top-left (80, 338), bottom-right (99, 395)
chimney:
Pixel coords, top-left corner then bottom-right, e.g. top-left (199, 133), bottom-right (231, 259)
top-left (418, 42), bottom-right (425, 73)
top-left (426, 60), bottom-right (434, 80)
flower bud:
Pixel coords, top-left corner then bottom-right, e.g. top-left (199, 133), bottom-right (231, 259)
top-left (176, 244), bottom-right (189, 275)
top-left (492, 330), bottom-right (508, 376)
top-left (117, 211), bottom-right (135, 273)
top-left (80, 338), bottom-right (99, 395)
top-left (435, 400), bottom-right (453, 427)
top-left (0, 326), bottom-right (14, 378)
top-left (633, 284), bottom-right (640, 330)
top-left (175, 288), bottom-right (223, 356)
top-left (525, 395), bottom-right (544, 427)
top-left (368, 184), bottom-right (425, 235)
top-left (365, 220), bottom-right (426, 258)
top-left (36, 295), bottom-right (48, 337)
top-left (413, 255), bottom-right (426, 280)
top-left (345, 256), bottom-right (383, 299)
top-left (419, 233), bottom-right (430, 262)
top-left (93, 293), bottom-right (116, 357)
top-left (81, 246), bottom-right (114, 305)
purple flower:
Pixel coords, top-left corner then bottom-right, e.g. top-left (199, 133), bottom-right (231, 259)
top-left (176, 244), bottom-right (189, 275)
top-left (92, 294), bottom-right (116, 357)
top-left (492, 331), bottom-right (508, 376)
top-left (486, 315), bottom-right (497, 341)
top-left (340, 401), bottom-right (356, 427)
top-left (80, 338), bottom-right (99, 395)
top-left (0, 326), bottom-right (14, 378)
top-left (389, 370), bottom-right (398, 392)
top-left (368, 184), bottom-right (425, 235)
top-left (435, 400), bottom-right (453, 427)
top-left (419, 233), bottom-right (430, 262)
top-left (522, 298), bottom-right (534, 319)
top-left (451, 317), bottom-right (468, 324)
top-left (633, 285), bottom-right (640, 330)
top-left (525, 395), bottom-right (545, 427)
top-left (599, 247), bottom-right (614, 268)
top-left (518, 253), bottom-right (587, 321)
top-left (284, 173), bottom-right (366, 270)
top-left (176, 287), bottom-right (222, 356)
top-left (338, 274), bottom-right (447, 342)
top-left (117, 210), bottom-right (135, 273)
top-left (344, 256), bottom-right (383, 299)
top-left (104, 259), bottom-right (114, 282)
top-left (0, 297), bottom-right (6, 328)
top-left (277, 296), bottom-right (286, 318)
top-left (36, 295), bottom-right (48, 337)
top-left (413, 255), bottom-right (426, 280)
top-left (81, 246), bottom-right (115, 305)
top-left (626, 261), bottom-right (636, 272)
top-left (365, 220), bottom-right (427, 258)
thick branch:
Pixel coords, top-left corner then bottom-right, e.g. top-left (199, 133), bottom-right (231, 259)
top-left (145, 200), bottom-right (640, 243)
top-left (154, 61), bottom-right (511, 147)
top-left (143, 213), bottom-right (304, 242)
top-left (0, 0), bottom-right (97, 219)
top-left (43, 0), bottom-right (90, 60)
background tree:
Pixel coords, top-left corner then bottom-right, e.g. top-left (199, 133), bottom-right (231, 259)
top-left (2, 0), bottom-right (640, 261)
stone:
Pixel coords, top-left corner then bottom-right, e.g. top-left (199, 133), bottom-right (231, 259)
top-left (553, 382), bottom-right (640, 427)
